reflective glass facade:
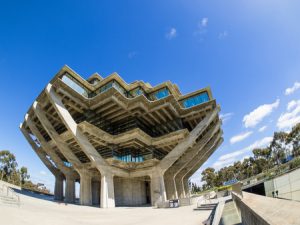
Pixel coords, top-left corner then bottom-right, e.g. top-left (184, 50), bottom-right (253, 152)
top-left (61, 73), bottom-right (209, 108)
top-left (151, 88), bottom-right (170, 100)
top-left (129, 87), bottom-right (144, 97)
top-left (96, 80), bottom-right (127, 96)
top-left (181, 92), bottom-right (210, 108)
top-left (114, 154), bottom-right (144, 162)
top-left (62, 75), bottom-right (89, 97)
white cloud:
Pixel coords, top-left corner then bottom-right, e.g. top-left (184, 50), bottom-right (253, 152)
top-left (165, 28), bottom-right (177, 40)
top-left (277, 100), bottom-right (300, 130)
top-left (258, 125), bottom-right (267, 132)
top-left (218, 31), bottom-right (228, 40)
top-left (220, 112), bottom-right (233, 123)
top-left (243, 99), bottom-right (280, 128)
top-left (213, 136), bottom-right (272, 170)
top-left (287, 100), bottom-right (297, 111)
top-left (230, 131), bottom-right (253, 144)
top-left (201, 18), bottom-right (208, 27)
top-left (194, 18), bottom-right (208, 39)
top-left (285, 82), bottom-right (300, 95)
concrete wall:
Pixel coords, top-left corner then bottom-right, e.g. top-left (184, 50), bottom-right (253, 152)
top-left (114, 177), bottom-right (148, 206)
top-left (264, 167), bottom-right (300, 201)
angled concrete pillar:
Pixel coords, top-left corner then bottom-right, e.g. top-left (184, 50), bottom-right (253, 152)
top-left (164, 120), bottom-right (221, 199)
top-left (20, 124), bottom-right (61, 177)
top-left (45, 83), bottom-right (127, 178)
top-left (158, 108), bottom-right (219, 172)
top-left (175, 177), bottom-right (185, 199)
top-left (101, 172), bottom-right (115, 208)
top-left (151, 171), bottom-right (167, 207)
top-left (164, 175), bottom-right (178, 200)
top-left (65, 175), bottom-right (76, 203)
top-left (181, 137), bottom-right (223, 197)
top-left (92, 181), bottom-right (100, 205)
top-left (80, 170), bottom-right (92, 206)
top-left (54, 174), bottom-right (64, 201)
top-left (182, 178), bottom-right (190, 198)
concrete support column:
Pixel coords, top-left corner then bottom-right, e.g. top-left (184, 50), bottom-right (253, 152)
top-left (79, 171), bottom-right (92, 206)
top-left (101, 172), bottom-right (115, 208)
top-left (54, 175), bottom-right (64, 201)
top-left (151, 171), bottom-right (167, 207)
top-left (164, 175), bottom-right (178, 200)
top-left (65, 175), bottom-right (76, 203)
top-left (175, 177), bottom-right (185, 199)
top-left (183, 178), bottom-right (190, 198)
top-left (92, 181), bottom-right (100, 206)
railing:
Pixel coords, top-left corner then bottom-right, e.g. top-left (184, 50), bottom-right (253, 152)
top-left (241, 158), bottom-right (300, 189)
top-left (0, 180), bottom-right (20, 207)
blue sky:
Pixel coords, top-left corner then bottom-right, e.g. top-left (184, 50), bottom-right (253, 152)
top-left (1, 0), bottom-right (300, 190)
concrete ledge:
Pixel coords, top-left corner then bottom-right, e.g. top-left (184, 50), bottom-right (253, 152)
top-left (0, 180), bottom-right (21, 191)
top-left (232, 191), bottom-right (300, 225)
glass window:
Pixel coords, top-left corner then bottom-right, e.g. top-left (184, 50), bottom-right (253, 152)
top-left (114, 154), bottom-right (144, 162)
top-left (63, 161), bottom-right (72, 167)
top-left (98, 81), bottom-right (113, 93)
top-left (97, 80), bottom-right (127, 96)
top-left (151, 87), bottom-right (170, 100)
top-left (182, 92), bottom-right (210, 108)
top-left (129, 87), bottom-right (144, 98)
top-left (61, 74), bottom-right (89, 97)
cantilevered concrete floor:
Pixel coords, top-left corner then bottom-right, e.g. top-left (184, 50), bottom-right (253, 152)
top-left (0, 192), bottom-right (212, 225)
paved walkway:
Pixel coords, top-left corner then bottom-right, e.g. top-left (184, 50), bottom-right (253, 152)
top-left (0, 192), bottom-right (212, 225)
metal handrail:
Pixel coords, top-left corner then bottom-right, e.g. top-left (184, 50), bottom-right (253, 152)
top-left (0, 182), bottom-right (20, 207)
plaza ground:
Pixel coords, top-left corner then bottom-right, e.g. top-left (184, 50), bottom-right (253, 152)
top-left (0, 192), bottom-right (211, 225)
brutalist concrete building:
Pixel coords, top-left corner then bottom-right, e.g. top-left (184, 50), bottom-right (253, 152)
top-left (20, 65), bottom-right (223, 208)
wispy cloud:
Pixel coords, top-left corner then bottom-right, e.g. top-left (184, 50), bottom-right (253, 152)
top-left (258, 125), bottom-right (267, 132)
top-left (165, 28), bottom-right (177, 40)
top-left (213, 137), bottom-right (272, 170)
top-left (277, 99), bottom-right (300, 130)
top-left (201, 18), bottom-right (208, 27)
top-left (39, 170), bottom-right (47, 176)
top-left (128, 51), bottom-right (138, 59)
top-left (194, 17), bottom-right (208, 40)
top-left (218, 31), bottom-right (228, 40)
top-left (220, 112), bottom-right (233, 124)
top-left (285, 82), bottom-right (300, 95)
top-left (230, 131), bottom-right (253, 144)
top-left (243, 99), bottom-right (280, 128)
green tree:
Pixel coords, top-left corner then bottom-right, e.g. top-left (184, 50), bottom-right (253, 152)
top-left (20, 166), bottom-right (30, 185)
top-left (270, 132), bottom-right (288, 165)
top-left (0, 150), bottom-right (18, 182)
top-left (201, 167), bottom-right (217, 189)
top-left (287, 123), bottom-right (300, 157)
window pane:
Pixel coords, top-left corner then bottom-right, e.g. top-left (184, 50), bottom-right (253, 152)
top-left (182, 92), bottom-right (209, 108)
top-left (62, 75), bottom-right (89, 97)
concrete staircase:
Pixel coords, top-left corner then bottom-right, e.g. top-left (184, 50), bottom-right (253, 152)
top-left (0, 181), bottom-right (20, 207)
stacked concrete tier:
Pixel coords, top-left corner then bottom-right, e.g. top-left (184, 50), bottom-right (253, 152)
top-left (20, 65), bottom-right (223, 208)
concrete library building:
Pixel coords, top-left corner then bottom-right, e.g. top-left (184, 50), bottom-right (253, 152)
top-left (20, 66), bottom-right (223, 208)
